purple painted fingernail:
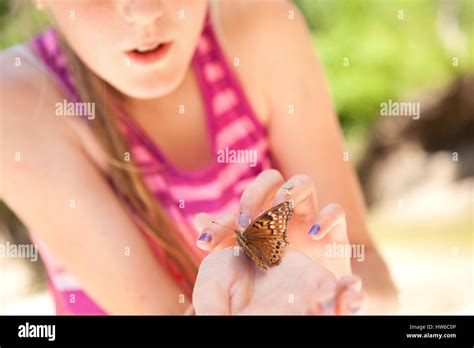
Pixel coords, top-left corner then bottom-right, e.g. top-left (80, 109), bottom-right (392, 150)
top-left (239, 209), bottom-right (251, 229)
top-left (350, 305), bottom-right (362, 314)
top-left (318, 298), bottom-right (334, 313)
top-left (198, 232), bottom-right (212, 243)
top-left (308, 224), bottom-right (321, 235)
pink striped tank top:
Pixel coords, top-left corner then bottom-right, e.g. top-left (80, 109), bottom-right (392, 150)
top-left (29, 14), bottom-right (273, 314)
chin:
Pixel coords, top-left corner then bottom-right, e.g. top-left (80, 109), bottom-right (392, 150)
top-left (116, 66), bottom-right (186, 100)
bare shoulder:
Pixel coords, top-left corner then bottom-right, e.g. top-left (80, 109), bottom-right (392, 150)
top-left (216, 0), bottom-right (306, 40)
top-left (0, 44), bottom-right (55, 123)
top-left (212, 0), bottom-right (314, 125)
top-left (0, 43), bottom-right (79, 137)
top-left (0, 44), bottom-right (108, 196)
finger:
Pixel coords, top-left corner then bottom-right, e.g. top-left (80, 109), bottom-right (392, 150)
top-left (273, 174), bottom-right (318, 220)
top-left (336, 289), bottom-right (367, 315)
top-left (193, 248), bottom-right (237, 315)
top-left (335, 275), bottom-right (365, 315)
top-left (308, 275), bottom-right (364, 315)
top-left (336, 275), bottom-right (362, 293)
top-left (308, 281), bottom-right (337, 315)
top-left (307, 203), bottom-right (346, 241)
top-left (193, 212), bottom-right (213, 233)
top-left (195, 212), bottom-right (238, 251)
top-left (238, 169), bottom-right (285, 230)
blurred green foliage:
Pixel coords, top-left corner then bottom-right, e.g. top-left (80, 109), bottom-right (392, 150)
top-left (0, 1), bottom-right (48, 47)
top-left (0, 0), bottom-right (473, 136)
top-left (296, 0), bottom-right (474, 134)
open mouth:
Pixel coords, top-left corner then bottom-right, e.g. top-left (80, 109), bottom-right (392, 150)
top-left (125, 42), bottom-right (172, 65)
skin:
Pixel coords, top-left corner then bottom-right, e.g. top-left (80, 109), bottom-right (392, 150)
top-left (193, 248), bottom-right (364, 315)
top-left (0, 0), bottom-right (396, 314)
top-left (194, 169), bottom-right (366, 314)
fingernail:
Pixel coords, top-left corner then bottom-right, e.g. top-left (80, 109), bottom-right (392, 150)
top-left (318, 298), bottom-right (334, 314)
top-left (308, 224), bottom-right (321, 236)
top-left (349, 305), bottom-right (362, 314)
top-left (198, 232), bottom-right (212, 243)
top-left (239, 209), bottom-right (251, 229)
top-left (348, 282), bottom-right (362, 292)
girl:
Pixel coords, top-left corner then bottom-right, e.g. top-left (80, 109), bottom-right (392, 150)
top-left (0, 0), bottom-right (397, 314)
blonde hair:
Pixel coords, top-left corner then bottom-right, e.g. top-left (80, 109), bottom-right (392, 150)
top-left (6, 0), bottom-right (199, 293)
top-left (57, 33), bottom-right (200, 293)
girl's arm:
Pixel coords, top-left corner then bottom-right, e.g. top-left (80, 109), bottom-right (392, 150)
top-left (241, 2), bottom-right (398, 312)
top-left (0, 48), bottom-right (188, 315)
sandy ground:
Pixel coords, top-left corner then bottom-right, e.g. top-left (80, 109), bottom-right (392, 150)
top-left (367, 177), bottom-right (473, 314)
top-left (377, 241), bottom-right (473, 314)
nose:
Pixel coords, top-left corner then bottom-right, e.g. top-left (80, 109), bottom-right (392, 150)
top-left (119, 0), bottom-right (163, 24)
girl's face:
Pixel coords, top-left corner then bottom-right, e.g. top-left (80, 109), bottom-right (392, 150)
top-left (45, 0), bottom-right (209, 99)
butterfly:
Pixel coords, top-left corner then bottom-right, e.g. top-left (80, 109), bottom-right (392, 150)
top-left (235, 200), bottom-right (294, 271)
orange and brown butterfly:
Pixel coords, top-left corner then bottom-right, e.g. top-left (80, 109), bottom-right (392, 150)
top-left (213, 200), bottom-right (294, 271)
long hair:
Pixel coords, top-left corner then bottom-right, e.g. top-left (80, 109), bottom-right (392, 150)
top-left (56, 33), bottom-right (200, 293)
top-left (6, 0), bottom-right (200, 294)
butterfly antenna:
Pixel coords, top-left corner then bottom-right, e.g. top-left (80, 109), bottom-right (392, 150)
top-left (211, 220), bottom-right (237, 232)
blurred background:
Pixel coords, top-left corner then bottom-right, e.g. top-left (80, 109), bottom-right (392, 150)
top-left (0, 0), bottom-right (473, 314)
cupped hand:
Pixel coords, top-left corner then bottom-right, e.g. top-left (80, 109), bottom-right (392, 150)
top-left (193, 246), bottom-right (365, 315)
top-left (194, 169), bottom-right (352, 279)
top-left (192, 170), bottom-right (366, 315)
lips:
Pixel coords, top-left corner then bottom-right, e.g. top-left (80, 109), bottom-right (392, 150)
top-left (125, 41), bottom-right (173, 65)
top-left (136, 42), bottom-right (161, 52)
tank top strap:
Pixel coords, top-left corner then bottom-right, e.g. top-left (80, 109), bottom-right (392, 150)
top-left (191, 11), bottom-right (268, 149)
top-left (29, 28), bottom-right (80, 102)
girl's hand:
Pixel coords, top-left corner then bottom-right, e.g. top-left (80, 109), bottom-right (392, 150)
top-left (192, 247), bottom-right (366, 315)
top-left (194, 169), bottom-right (352, 280)
top-left (192, 169), bottom-right (366, 315)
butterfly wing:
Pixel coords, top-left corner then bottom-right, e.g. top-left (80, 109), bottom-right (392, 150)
top-left (242, 201), bottom-right (293, 268)
top-left (236, 235), bottom-right (269, 271)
